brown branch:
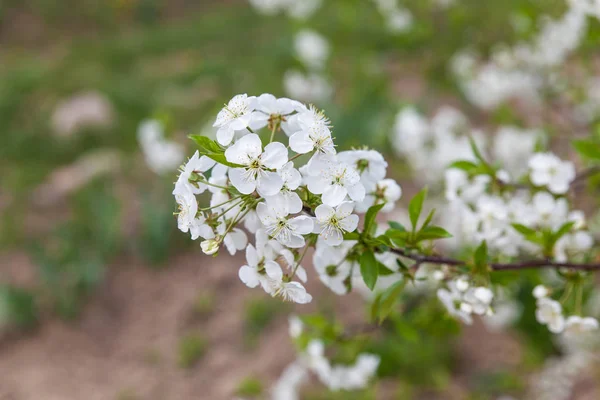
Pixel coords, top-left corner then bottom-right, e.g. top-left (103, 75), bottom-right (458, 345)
top-left (571, 166), bottom-right (600, 186)
top-left (389, 248), bottom-right (600, 272)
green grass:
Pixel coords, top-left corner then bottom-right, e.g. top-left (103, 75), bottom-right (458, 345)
top-left (244, 297), bottom-right (289, 347)
top-left (235, 376), bottom-right (264, 397)
top-left (177, 333), bottom-right (207, 368)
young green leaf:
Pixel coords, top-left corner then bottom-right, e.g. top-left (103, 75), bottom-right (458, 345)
top-left (188, 134), bottom-right (245, 168)
top-left (572, 139), bottom-right (600, 161)
top-left (388, 221), bottom-right (407, 232)
top-left (468, 137), bottom-right (494, 174)
top-left (384, 229), bottom-right (409, 247)
top-left (416, 226), bottom-right (453, 242)
top-left (343, 232), bottom-right (360, 241)
top-left (408, 188), bottom-right (428, 230)
top-left (448, 160), bottom-right (478, 172)
top-left (474, 240), bottom-right (488, 270)
top-left (364, 203), bottom-right (385, 236)
top-left (373, 280), bottom-right (406, 324)
top-left (188, 135), bottom-right (224, 154)
top-left (360, 251), bottom-right (379, 291)
top-left (511, 223), bottom-right (536, 236)
top-left (420, 208), bottom-right (436, 230)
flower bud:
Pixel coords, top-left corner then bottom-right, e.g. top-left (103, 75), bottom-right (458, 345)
top-left (201, 239), bottom-right (220, 255)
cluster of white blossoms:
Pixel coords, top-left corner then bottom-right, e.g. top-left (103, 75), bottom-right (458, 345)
top-left (450, 0), bottom-right (599, 111)
top-left (173, 93), bottom-right (402, 304)
top-left (248, 0), bottom-right (322, 20)
top-left (534, 285), bottom-right (599, 335)
top-left (270, 316), bottom-right (380, 398)
top-left (440, 147), bottom-right (592, 258)
top-left (372, 0), bottom-right (413, 33)
top-left (437, 277), bottom-right (494, 324)
top-left (392, 106), bottom-right (525, 184)
top-left (137, 119), bottom-right (184, 175)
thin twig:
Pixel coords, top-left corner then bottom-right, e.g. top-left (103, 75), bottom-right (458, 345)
top-left (389, 248), bottom-right (600, 272)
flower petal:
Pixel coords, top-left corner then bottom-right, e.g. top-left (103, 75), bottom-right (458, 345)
top-left (265, 260), bottom-right (283, 281)
top-left (347, 182), bottom-right (366, 202)
top-left (339, 214), bottom-right (359, 232)
top-left (289, 131), bottom-right (314, 154)
top-left (262, 142), bottom-right (289, 169)
top-left (322, 184), bottom-right (347, 207)
top-left (239, 266), bottom-right (260, 288)
top-left (315, 204), bottom-right (335, 222)
top-left (290, 215), bottom-right (314, 235)
top-left (228, 168), bottom-right (256, 194)
top-left (257, 171), bottom-right (284, 197)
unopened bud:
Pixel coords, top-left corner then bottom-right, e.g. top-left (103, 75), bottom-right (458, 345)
top-left (201, 239), bottom-right (220, 255)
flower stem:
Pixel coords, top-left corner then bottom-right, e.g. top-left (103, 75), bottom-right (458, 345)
top-left (575, 283), bottom-right (583, 315)
top-left (214, 199), bottom-right (244, 220)
top-left (269, 124), bottom-right (277, 143)
top-left (223, 206), bottom-right (251, 238)
top-left (289, 153), bottom-right (304, 162)
top-left (201, 180), bottom-right (230, 191)
top-left (291, 244), bottom-right (311, 278)
top-left (199, 196), bottom-right (242, 211)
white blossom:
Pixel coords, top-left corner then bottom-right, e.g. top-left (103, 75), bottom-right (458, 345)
top-left (213, 94), bottom-right (257, 146)
top-left (536, 297), bottom-right (566, 333)
top-left (307, 161), bottom-right (365, 207)
top-left (529, 153), bottom-right (575, 194)
top-left (314, 202), bottom-right (359, 246)
top-left (257, 200), bottom-right (314, 248)
top-left (225, 134), bottom-right (288, 196)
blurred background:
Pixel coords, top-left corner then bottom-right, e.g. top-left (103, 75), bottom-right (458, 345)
top-left (1, 0), bottom-right (599, 399)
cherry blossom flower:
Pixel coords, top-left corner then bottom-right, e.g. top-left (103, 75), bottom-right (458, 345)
top-left (265, 162), bottom-right (303, 213)
top-left (225, 133), bottom-right (288, 196)
top-left (213, 94), bottom-right (257, 146)
top-left (173, 151), bottom-right (216, 195)
top-left (274, 281), bottom-right (313, 304)
top-left (338, 149), bottom-right (387, 190)
top-left (249, 93), bottom-right (305, 132)
top-left (529, 152), bottom-right (575, 194)
top-left (307, 162), bottom-right (365, 207)
top-left (289, 107), bottom-right (335, 158)
top-left (257, 200), bottom-right (314, 248)
top-left (239, 244), bottom-right (282, 294)
top-left (314, 202), bottom-right (359, 246)
top-left (536, 297), bottom-right (565, 333)
top-left (564, 316), bottom-right (599, 336)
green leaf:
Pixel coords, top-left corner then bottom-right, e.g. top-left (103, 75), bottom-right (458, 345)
top-left (469, 137), bottom-right (486, 165)
top-left (416, 226), bottom-right (453, 241)
top-left (188, 134), bottom-right (245, 168)
top-left (375, 234), bottom-right (393, 247)
top-left (388, 221), bottom-right (407, 232)
top-left (448, 160), bottom-right (478, 172)
top-left (343, 232), bottom-right (360, 241)
top-left (420, 208), bottom-right (436, 230)
top-left (511, 223), bottom-right (536, 236)
top-left (203, 153), bottom-right (246, 169)
top-left (364, 203), bottom-right (385, 236)
top-left (373, 280), bottom-right (406, 324)
top-left (474, 240), bottom-right (488, 269)
top-left (469, 137), bottom-right (494, 174)
top-left (189, 134), bottom-right (223, 153)
top-left (572, 139), bottom-right (600, 160)
top-left (553, 221), bottom-right (576, 240)
top-left (360, 251), bottom-right (379, 291)
top-left (385, 229), bottom-right (409, 247)
top-left (408, 188), bottom-right (428, 230)
top-left (378, 260), bottom-right (396, 276)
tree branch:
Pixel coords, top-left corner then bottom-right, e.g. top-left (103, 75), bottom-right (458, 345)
top-left (389, 248), bottom-right (600, 272)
